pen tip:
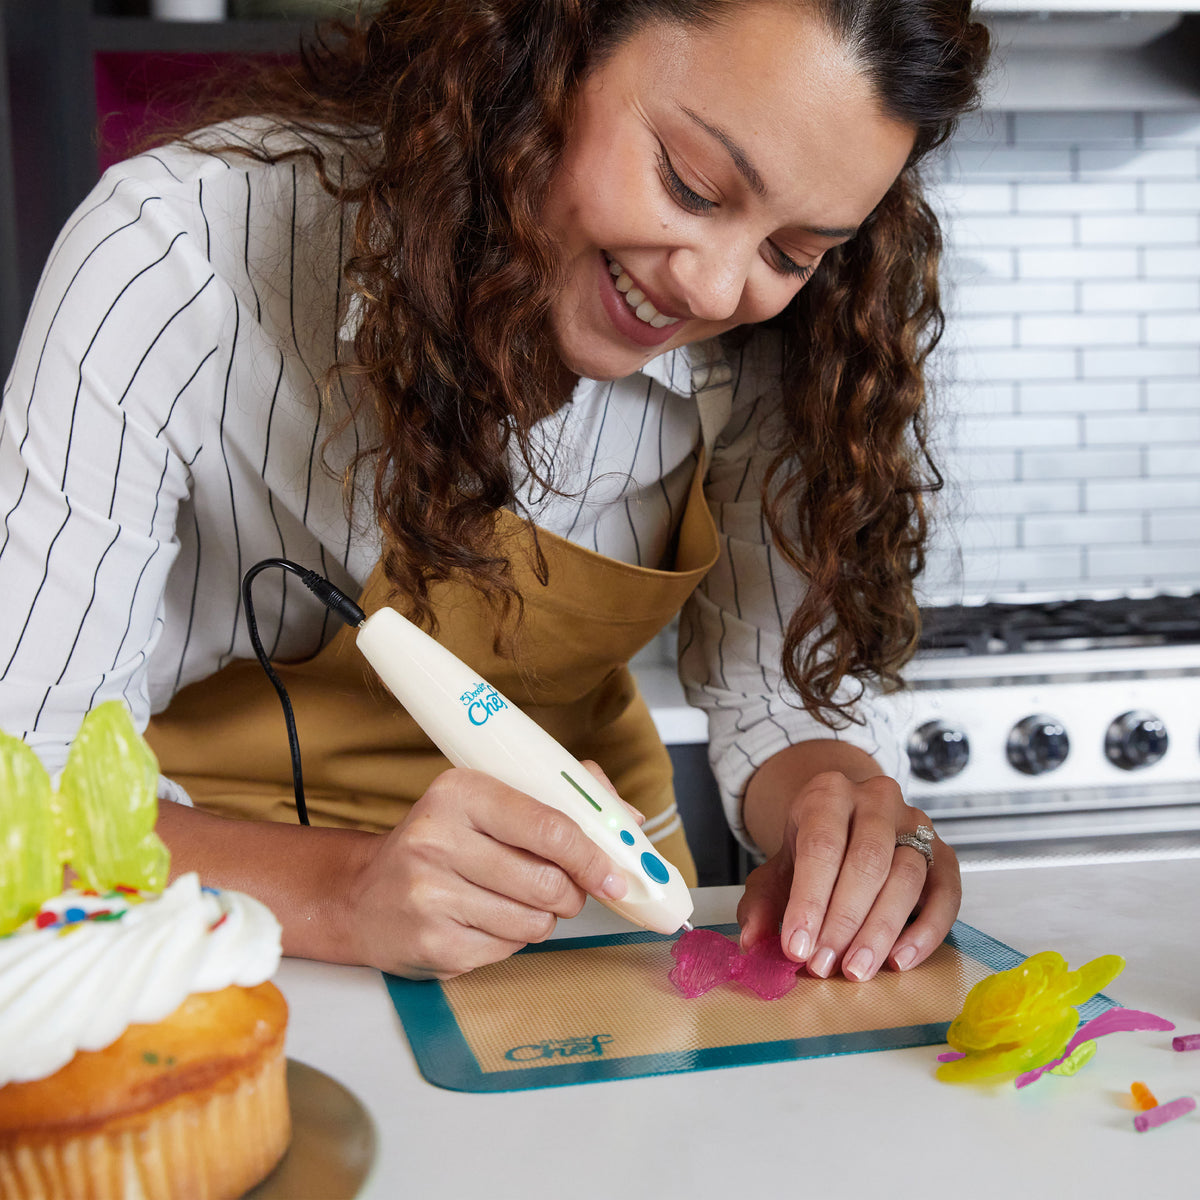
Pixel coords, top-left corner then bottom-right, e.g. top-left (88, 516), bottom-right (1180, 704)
top-left (680, 920), bottom-right (693, 934)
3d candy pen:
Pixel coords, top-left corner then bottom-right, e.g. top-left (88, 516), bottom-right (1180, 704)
top-left (355, 607), bottom-right (695, 937)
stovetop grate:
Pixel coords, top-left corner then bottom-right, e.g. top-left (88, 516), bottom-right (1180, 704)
top-left (920, 594), bottom-right (1200, 656)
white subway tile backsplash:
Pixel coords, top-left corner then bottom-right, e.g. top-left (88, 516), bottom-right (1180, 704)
top-left (1082, 346), bottom-right (1200, 378)
top-left (1142, 181), bottom-right (1200, 211)
top-left (1087, 544), bottom-right (1200, 578)
top-left (951, 214), bottom-right (1075, 247)
top-left (1145, 380), bottom-right (1200, 409)
top-left (945, 144), bottom-right (1072, 181)
top-left (1016, 182), bottom-right (1138, 213)
top-left (941, 379), bottom-right (1018, 416)
top-left (1080, 279), bottom-right (1199, 311)
top-left (954, 280), bottom-right (1075, 314)
top-left (1023, 512), bottom-right (1143, 547)
top-left (924, 106), bottom-right (1200, 603)
top-left (1012, 112), bottom-right (1137, 144)
top-left (941, 181), bottom-right (1014, 214)
top-left (1018, 381), bottom-right (1140, 413)
top-left (1017, 248), bottom-right (1138, 279)
top-left (1021, 447), bottom-right (1141, 480)
top-left (1150, 511), bottom-right (1200, 541)
top-left (1079, 214), bottom-right (1199, 245)
top-left (937, 448), bottom-right (1020, 483)
top-left (970, 481), bottom-right (1081, 516)
top-left (965, 547), bottom-right (1086, 585)
top-left (1143, 247), bottom-right (1200, 278)
top-left (942, 314), bottom-right (1017, 349)
top-left (955, 414), bottom-right (1079, 450)
top-left (945, 247), bottom-right (1017, 281)
top-left (1018, 313), bottom-right (1137, 347)
top-left (1086, 413), bottom-right (1200, 445)
top-left (1145, 312), bottom-right (1200, 343)
top-left (1147, 445), bottom-right (1200, 475)
top-left (1143, 113), bottom-right (1200, 143)
top-left (952, 346), bottom-right (1078, 381)
top-left (1078, 147), bottom-right (1199, 180)
top-left (1085, 478), bottom-right (1200, 511)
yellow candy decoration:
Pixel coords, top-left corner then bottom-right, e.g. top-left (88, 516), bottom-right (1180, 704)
top-left (937, 950), bottom-right (1125, 1083)
top-left (54, 701), bottom-right (169, 892)
top-left (0, 732), bottom-right (62, 936)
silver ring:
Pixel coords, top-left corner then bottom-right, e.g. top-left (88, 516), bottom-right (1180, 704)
top-left (895, 824), bottom-right (935, 867)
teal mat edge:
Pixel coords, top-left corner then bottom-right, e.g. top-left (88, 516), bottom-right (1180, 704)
top-left (383, 920), bottom-right (1118, 1094)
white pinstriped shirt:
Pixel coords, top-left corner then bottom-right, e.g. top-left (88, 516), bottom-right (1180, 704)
top-left (0, 129), bottom-right (902, 851)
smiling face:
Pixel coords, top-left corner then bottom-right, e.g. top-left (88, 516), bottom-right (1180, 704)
top-left (541, 1), bottom-right (917, 382)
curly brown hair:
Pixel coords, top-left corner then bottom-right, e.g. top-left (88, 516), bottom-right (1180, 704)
top-left (150, 0), bottom-right (989, 727)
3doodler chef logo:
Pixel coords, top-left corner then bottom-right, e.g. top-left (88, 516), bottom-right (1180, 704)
top-left (504, 1034), bottom-right (615, 1063)
top-left (458, 681), bottom-right (507, 726)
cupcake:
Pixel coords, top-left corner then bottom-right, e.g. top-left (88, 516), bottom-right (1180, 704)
top-left (0, 704), bottom-right (290, 1200)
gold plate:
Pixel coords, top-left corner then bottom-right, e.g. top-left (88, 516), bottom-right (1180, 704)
top-left (247, 1060), bottom-right (376, 1199)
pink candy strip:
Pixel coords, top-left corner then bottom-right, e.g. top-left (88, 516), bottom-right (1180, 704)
top-left (1172, 1032), bottom-right (1200, 1052)
top-left (1134, 1096), bottom-right (1196, 1132)
top-left (1015, 1008), bottom-right (1176, 1089)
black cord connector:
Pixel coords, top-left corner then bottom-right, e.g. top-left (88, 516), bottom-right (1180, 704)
top-left (241, 558), bottom-right (367, 826)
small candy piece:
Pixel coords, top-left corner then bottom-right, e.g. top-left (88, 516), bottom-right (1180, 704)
top-left (1130, 1082), bottom-right (1158, 1112)
top-left (1173, 1033), bottom-right (1200, 1052)
top-left (669, 928), bottom-right (739, 998)
top-left (1048, 1039), bottom-right (1096, 1076)
top-left (937, 1051), bottom-right (966, 1063)
top-left (55, 702), bottom-right (169, 892)
top-left (0, 732), bottom-right (62, 935)
top-left (1133, 1096), bottom-right (1196, 1133)
top-left (729, 937), bottom-right (802, 1001)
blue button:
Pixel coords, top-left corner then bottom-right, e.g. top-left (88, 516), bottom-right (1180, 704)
top-left (640, 852), bottom-right (670, 884)
top-left (619, 829), bottom-right (635, 846)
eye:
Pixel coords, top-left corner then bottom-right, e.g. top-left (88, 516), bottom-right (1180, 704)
top-left (768, 244), bottom-right (817, 282)
top-left (657, 143), bottom-right (715, 215)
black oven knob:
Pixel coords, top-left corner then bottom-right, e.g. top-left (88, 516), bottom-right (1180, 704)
top-left (1006, 714), bottom-right (1069, 776)
top-left (907, 721), bottom-right (970, 783)
top-left (1105, 710), bottom-right (1168, 770)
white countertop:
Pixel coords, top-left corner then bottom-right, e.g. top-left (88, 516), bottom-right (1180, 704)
top-left (277, 855), bottom-right (1200, 1200)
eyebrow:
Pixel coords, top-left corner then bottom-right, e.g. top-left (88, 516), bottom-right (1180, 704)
top-left (678, 104), bottom-right (861, 240)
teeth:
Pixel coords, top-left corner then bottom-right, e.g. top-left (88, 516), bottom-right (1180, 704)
top-left (605, 254), bottom-right (679, 329)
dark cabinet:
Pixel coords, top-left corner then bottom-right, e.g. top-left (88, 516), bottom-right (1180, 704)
top-left (0, 0), bottom-right (307, 375)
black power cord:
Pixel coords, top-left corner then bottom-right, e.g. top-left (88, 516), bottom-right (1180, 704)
top-left (241, 558), bottom-right (367, 825)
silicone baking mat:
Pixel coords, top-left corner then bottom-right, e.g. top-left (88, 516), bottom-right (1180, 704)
top-left (384, 921), bottom-right (1117, 1093)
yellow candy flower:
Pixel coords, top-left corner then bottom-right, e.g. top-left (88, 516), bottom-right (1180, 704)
top-left (937, 951), bottom-right (1124, 1083)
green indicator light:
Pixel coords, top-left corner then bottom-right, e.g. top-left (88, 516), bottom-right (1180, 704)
top-left (561, 770), bottom-right (603, 812)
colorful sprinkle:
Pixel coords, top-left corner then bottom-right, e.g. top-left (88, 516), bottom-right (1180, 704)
top-left (208, 912), bottom-right (228, 933)
top-left (35, 911), bottom-right (57, 929)
top-left (63, 907), bottom-right (86, 924)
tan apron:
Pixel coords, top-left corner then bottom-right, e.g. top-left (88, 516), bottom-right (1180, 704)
top-left (145, 368), bottom-right (733, 885)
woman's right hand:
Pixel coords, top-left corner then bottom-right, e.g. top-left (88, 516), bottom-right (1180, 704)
top-left (344, 766), bottom-right (630, 979)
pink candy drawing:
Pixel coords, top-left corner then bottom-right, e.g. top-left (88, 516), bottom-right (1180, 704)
top-left (669, 927), bottom-right (802, 1001)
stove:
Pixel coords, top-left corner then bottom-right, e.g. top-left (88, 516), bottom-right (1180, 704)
top-left (882, 594), bottom-right (1200, 860)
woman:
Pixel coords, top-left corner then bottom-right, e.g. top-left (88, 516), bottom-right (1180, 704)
top-left (0, 0), bottom-right (989, 980)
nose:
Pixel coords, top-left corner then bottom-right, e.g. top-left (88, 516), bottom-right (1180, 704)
top-left (667, 236), bottom-right (753, 323)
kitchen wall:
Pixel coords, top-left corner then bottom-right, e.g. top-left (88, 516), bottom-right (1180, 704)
top-left (922, 95), bottom-right (1200, 604)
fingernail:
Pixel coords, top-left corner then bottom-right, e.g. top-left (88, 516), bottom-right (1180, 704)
top-left (601, 873), bottom-right (626, 900)
top-left (787, 929), bottom-right (811, 962)
top-left (844, 947), bottom-right (873, 981)
top-left (809, 946), bottom-right (836, 978)
top-left (893, 944), bottom-right (917, 971)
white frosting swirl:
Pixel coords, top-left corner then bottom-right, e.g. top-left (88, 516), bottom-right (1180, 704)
top-left (0, 873), bottom-right (282, 1087)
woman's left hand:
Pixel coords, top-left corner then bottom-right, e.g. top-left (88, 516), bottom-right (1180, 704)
top-left (736, 758), bottom-right (961, 982)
